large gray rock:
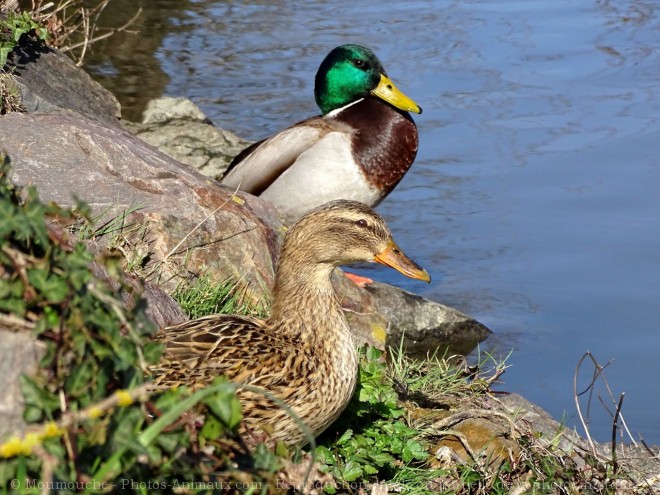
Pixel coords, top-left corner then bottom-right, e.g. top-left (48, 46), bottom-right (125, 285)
top-left (367, 282), bottom-right (491, 356)
top-left (125, 97), bottom-right (250, 179)
top-left (8, 48), bottom-right (120, 126)
top-left (0, 110), bottom-right (281, 304)
top-left (329, 272), bottom-right (489, 355)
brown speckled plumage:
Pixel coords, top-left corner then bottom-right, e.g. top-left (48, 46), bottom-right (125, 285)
top-left (150, 200), bottom-right (430, 447)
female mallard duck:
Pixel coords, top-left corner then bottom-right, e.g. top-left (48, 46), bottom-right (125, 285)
top-left (150, 200), bottom-right (430, 447)
top-left (221, 44), bottom-right (422, 224)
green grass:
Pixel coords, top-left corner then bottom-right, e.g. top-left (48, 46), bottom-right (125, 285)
top-left (387, 341), bottom-right (509, 404)
top-left (71, 203), bottom-right (144, 240)
top-left (172, 275), bottom-right (267, 320)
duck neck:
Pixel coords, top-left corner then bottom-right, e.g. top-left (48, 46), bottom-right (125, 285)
top-left (268, 259), bottom-right (359, 436)
top-left (268, 261), bottom-right (349, 346)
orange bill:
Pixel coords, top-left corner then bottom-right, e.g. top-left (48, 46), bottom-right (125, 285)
top-left (374, 240), bottom-right (431, 282)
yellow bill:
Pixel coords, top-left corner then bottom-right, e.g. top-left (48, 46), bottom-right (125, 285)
top-left (371, 74), bottom-right (422, 114)
top-left (374, 240), bottom-right (431, 282)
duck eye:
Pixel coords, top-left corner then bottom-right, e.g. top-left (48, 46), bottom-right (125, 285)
top-left (353, 58), bottom-right (365, 68)
top-left (355, 219), bottom-right (369, 228)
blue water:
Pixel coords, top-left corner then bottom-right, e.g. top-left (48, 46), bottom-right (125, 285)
top-left (91, 0), bottom-right (660, 443)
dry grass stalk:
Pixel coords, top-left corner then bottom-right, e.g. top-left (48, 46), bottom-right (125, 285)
top-left (25, 0), bottom-right (141, 65)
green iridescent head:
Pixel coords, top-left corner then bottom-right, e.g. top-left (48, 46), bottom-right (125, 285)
top-left (314, 44), bottom-right (422, 116)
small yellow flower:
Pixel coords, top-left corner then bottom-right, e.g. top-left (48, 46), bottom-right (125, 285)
top-left (23, 433), bottom-right (41, 450)
top-left (0, 423), bottom-right (65, 458)
top-left (115, 390), bottom-right (133, 407)
top-left (88, 407), bottom-right (103, 419)
top-left (0, 436), bottom-right (29, 458)
top-left (42, 422), bottom-right (63, 438)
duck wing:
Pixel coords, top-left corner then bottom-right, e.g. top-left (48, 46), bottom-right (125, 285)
top-left (150, 314), bottom-right (299, 388)
top-left (221, 117), bottom-right (340, 195)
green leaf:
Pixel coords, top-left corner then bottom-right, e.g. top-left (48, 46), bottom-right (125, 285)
top-left (42, 305), bottom-right (61, 328)
top-left (370, 451), bottom-right (396, 466)
top-left (365, 346), bottom-right (383, 362)
top-left (335, 428), bottom-right (353, 445)
top-left (0, 45), bottom-right (13, 68)
top-left (155, 432), bottom-right (183, 454)
top-left (200, 415), bottom-right (224, 440)
top-left (252, 443), bottom-right (280, 471)
top-left (142, 341), bottom-right (164, 365)
top-left (139, 382), bottom-right (237, 447)
top-left (20, 375), bottom-right (59, 419)
top-left (363, 464), bottom-right (378, 475)
top-left (65, 359), bottom-right (94, 397)
top-left (86, 417), bottom-right (109, 446)
top-left (402, 439), bottom-right (428, 462)
top-left (339, 461), bottom-right (363, 482)
top-left (314, 446), bottom-right (335, 465)
top-left (203, 382), bottom-right (242, 430)
top-left (27, 268), bottom-right (69, 303)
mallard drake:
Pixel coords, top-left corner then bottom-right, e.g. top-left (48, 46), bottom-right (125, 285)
top-left (150, 200), bottom-right (430, 447)
top-left (221, 44), bottom-right (422, 224)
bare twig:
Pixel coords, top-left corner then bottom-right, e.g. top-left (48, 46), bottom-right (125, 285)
top-left (574, 352), bottom-right (605, 455)
top-left (60, 7), bottom-right (142, 57)
top-left (33, 444), bottom-right (56, 495)
top-left (27, 0), bottom-right (141, 66)
top-left (162, 187), bottom-right (243, 264)
top-left (574, 350), bottom-right (643, 474)
top-left (611, 392), bottom-right (625, 475)
top-left (595, 362), bottom-right (638, 446)
top-left (58, 383), bottom-right (151, 430)
top-left (640, 438), bottom-right (660, 463)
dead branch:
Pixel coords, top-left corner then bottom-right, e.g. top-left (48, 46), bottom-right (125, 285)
top-left (60, 7), bottom-right (142, 62)
top-left (26, 0), bottom-right (142, 66)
